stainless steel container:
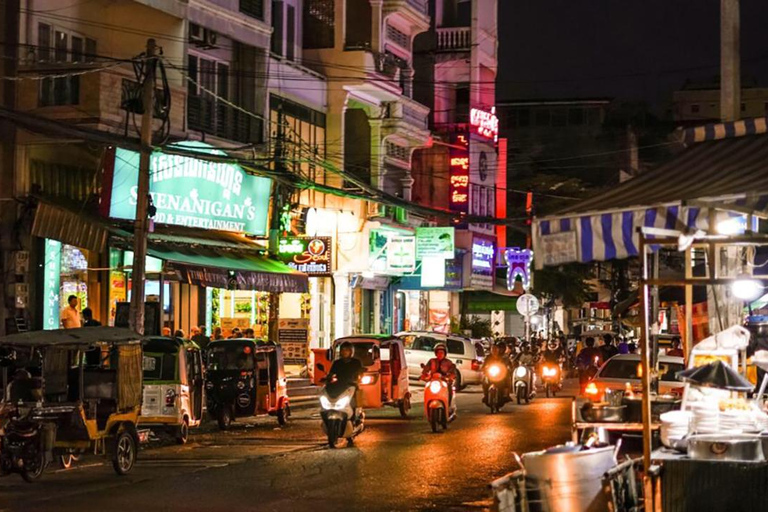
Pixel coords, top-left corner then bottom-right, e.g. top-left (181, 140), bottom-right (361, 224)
top-left (581, 404), bottom-right (626, 423)
top-left (688, 434), bottom-right (764, 462)
top-left (522, 445), bottom-right (617, 512)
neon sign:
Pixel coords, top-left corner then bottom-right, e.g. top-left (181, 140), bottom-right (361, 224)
top-left (505, 247), bottom-right (533, 291)
top-left (449, 144), bottom-right (470, 213)
top-left (276, 236), bottom-right (332, 276)
top-left (470, 107), bottom-right (499, 142)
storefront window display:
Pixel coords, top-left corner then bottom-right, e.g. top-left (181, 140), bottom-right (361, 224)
top-left (108, 248), bottom-right (167, 326)
top-left (43, 239), bottom-right (89, 330)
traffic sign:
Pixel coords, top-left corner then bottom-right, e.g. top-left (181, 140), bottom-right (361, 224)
top-left (516, 294), bottom-right (540, 317)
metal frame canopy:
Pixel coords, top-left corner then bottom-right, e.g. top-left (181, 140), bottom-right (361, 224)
top-left (532, 120), bottom-right (768, 269)
top-left (635, 230), bottom-right (768, 476)
top-left (0, 326), bottom-right (143, 348)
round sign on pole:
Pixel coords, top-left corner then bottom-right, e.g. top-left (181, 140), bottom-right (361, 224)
top-left (516, 294), bottom-right (540, 317)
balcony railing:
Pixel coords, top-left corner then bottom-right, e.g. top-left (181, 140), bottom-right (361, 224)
top-left (406, 0), bottom-right (428, 15)
top-left (437, 27), bottom-right (471, 51)
top-left (188, 95), bottom-right (264, 145)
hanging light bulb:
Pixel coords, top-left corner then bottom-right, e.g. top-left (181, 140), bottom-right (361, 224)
top-left (732, 274), bottom-right (764, 301)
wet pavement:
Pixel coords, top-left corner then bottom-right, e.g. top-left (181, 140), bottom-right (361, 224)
top-left (0, 383), bottom-right (575, 512)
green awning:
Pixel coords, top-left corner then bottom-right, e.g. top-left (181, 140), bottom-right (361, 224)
top-left (464, 291), bottom-right (521, 313)
top-left (148, 246), bottom-right (308, 293)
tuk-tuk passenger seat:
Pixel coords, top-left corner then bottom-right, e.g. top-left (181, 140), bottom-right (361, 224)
top-left (82, 369), bottom-right (117, 429)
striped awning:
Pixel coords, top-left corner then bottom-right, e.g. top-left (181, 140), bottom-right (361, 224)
top-left (533, 119), bottom-right (768, 269)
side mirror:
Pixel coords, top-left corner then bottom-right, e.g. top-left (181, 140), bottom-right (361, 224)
top-left (317, 363), bottom-right (325, 372)
top-left (420, 363), bottom-right (425, 369)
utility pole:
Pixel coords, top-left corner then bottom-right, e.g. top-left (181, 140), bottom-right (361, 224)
top-left (267, 106), bottom-right (287, 343)
top-left (721, 0), bottom-right (741, 121)
top-left (129, 39), bottom-right (157, 334)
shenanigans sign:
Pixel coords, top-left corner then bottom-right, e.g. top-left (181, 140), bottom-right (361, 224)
top-left (107, 142), bottom-right (271, 235)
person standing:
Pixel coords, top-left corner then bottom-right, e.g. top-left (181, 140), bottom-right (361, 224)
top-left (82, 308), bottom-right (101, 327)
top-left (60, 295), bottom-right (81, 329)
top-left (600, 334), bottom-right (619, 361)
top-left (667, 337), bottom-right (684, 358)
top-left (192, 326), bottom-right (211, 350)
top-left (213, 326), bottom-right (224, 341)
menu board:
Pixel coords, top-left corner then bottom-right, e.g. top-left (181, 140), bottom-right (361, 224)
top-left (278, 318), bottom-right (310, 364)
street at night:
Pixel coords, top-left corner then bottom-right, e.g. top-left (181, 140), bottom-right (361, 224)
top-left (0, 386), bottom-right (573, 512)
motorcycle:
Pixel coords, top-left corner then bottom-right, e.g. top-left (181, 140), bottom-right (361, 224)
top-left (0, 407), bottom-right (54, 482)
top-left (540, 362), bottom-right (563, 398)
top-left (513, 364), bottom-right (536, 405)
top-left (423, 373), bottom-right (455, 432)
top-left (483, 363), bottom-right (509, 414)
top-left (319, 378), bottom-right (364, 448)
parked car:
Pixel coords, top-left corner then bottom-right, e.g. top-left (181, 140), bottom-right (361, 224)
top-left (573, 354), bottom-right (685, 444)
top-left (396, 331), bottom-right (484, 389)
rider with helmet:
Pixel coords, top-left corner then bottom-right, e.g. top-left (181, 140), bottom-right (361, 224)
top-left (420, 343), bottom-right (457, 404)
top-left (481, 341), bottom-right (514, 404)
top-left (542, 339), bottom-right (564, 365)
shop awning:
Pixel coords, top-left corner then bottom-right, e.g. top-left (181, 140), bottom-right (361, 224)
top-left (464, 291), bottom-right (521, 313)
top-left (148, 246), bottom-right (308, 293)
top-left (32, 201), bottom-right (111, 252)
top-left (533, 119), bottom-right (768, 268)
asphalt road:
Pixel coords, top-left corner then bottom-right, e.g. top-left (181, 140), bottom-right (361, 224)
top-left (0, 384), bottom-right (575, 512)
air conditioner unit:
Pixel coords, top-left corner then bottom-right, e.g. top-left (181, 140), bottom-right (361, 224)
top-left (189, 24), bottom-right (204, 44)
top-left (204, 30), bottom-right (218, 48)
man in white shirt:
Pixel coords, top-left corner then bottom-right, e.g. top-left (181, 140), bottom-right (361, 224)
top-left (61, 295), bottom-right (81, 329)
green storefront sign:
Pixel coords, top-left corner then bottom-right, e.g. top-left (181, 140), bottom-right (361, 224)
top-left (43, 239), bottom-right (62, 330)
top-left (109, 142), bottom-right (272, 235)
top-left (416, 227), bottom-right (455, 259)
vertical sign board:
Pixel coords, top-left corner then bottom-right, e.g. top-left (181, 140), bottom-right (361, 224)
top-left (278, 318), bottom-right (310, 364)
top-left (386, 235), bottom-right (416, 273)
top-left (470, 236), bottom-right (495, 290)
top-left (449, 135), bottom-right (470, 214)
top-left (43, 239), bottom-right (62, 330)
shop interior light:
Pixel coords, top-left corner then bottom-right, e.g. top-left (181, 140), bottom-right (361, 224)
top-left (716, 217), bottom-right (745, 235)
top-left (732, 274), bottom-right (764, 301)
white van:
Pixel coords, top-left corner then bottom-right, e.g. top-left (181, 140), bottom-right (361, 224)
top-left (396, 331), bottom-right (485, 389)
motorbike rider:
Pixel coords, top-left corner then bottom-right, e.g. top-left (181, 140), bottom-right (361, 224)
top-left (542, 339), bottom-right (564, 365)
top-left (326, 341), bottom-right (365, 424)
top-left (515, 342), bottom-right (538, 366)
top-left (481, 341), bottom-right (513, 404)
top-left (420, 343), bottom-right (457, 408)
top-left (576, 337), bottom-right (603, 388)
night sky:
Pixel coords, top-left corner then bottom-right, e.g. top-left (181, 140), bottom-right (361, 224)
top-left (498, 0), bottom-right (768, 112)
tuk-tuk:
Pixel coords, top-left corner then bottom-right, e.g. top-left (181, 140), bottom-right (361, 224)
top-left (0, 327), bottom-right (143, 481)
top-left (313, 335), bottom-right (411, 417)
top-left (139, 337), bottom-right (204, 444)
top-left (205, 339), bottom-right (289, 430)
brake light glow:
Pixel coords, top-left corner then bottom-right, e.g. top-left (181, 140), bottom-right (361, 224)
top-left (585, 383), bottom-right (599, 396)
top-left (429, 381), bottom-right (442, 394)
top-left (471, 360), bottom-right (481, 371)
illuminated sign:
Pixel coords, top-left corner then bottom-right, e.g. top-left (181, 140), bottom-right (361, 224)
top-left (420, 256), bottom-right (446, 288)
top-left (504, 247), bottom-right (533, 291)
top-left (108, 142), bottom-right (272, 235)
top-left (449, 141), bottom-right (470, 213)
top-left (386, 235), bottom-right (416, 273)
top-left (470, 107), bottom-right (499, 142)
top-left (276, 236), bottom-right (332, 276)
top-left (416, 227), bottom-right (455, 259)
top-left (471, 236), bottom-right (495, 290)
top-left (43, 239), bottom-right (62, 330)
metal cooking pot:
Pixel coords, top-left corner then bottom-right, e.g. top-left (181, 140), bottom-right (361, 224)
top-left (688, 434), bottom-right (764, 462)
top-left (581, 404), bottom-right (626, 423)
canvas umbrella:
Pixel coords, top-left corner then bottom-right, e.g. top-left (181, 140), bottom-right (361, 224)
top-left (676, 360), bottom-right (754, 391)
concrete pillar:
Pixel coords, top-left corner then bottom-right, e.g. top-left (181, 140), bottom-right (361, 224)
top-left (721, 0), bottom-right (741, 121)
top-left (371, 0), bottom-right (384, 53)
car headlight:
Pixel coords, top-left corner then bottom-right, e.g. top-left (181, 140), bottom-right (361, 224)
top-left (428, 381), bottom-right (442, 394)
top-left (515, 366), bottom-right (527, 378)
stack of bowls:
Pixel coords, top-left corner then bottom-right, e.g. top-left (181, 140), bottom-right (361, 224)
top-left (660, 410), bottom-right (691, 448)
top-left (689, 402), bottom-right (719, 434)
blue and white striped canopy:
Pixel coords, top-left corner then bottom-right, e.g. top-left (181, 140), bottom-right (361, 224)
top-left (532, 119), bottom-right (768, 269)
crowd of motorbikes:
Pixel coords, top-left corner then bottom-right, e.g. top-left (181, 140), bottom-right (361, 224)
top-left (480, 338), bottom-right (567, 414)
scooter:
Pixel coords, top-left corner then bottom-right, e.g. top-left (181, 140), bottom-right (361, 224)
top-left (0, 406), bottom-right (53, 482)
top-left (513, 364), bottom-right (536, 405)
top-left (540, 362), bottom-right (563, 398)
top-left (423, 373), bottom-right (456, 432)
top-left (483, 363), bottom-right (509, 414)
top-left (319, 378), bottom-right (364, 448)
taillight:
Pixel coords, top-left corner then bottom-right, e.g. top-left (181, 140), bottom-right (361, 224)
top-left (472, 360), bottom-right (481, 372)
top-left (165, 389), bottom-right (177, 406)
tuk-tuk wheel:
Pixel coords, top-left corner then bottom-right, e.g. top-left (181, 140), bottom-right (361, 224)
top-left (175, 419), bottom-right (189, 444)
top-left (277, 405), bottom-right (290, 426)
top-left (20, 453), bottom-right (46, 483)
top-left (112, 430), bottom-right (137, 476)
top-left (398, 396), bottom-right (411, 418)
top-left (217, 407), bottom-right (232, 430)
